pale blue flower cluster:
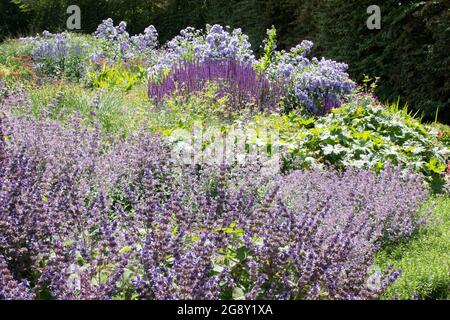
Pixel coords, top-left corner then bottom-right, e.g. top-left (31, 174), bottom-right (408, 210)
top-left (18, 20), bottom-right (159, 78)
top-left (31, 32), bottom-right (70, 65)
top-left (294, 57), bottom-right (354, 114)
top-left (94, 18), bottom-right (122, 41)
top-left (266, 40), bottom-right (354, 114)
top-left (131, 25), bottom-right (159, 54)
top-left (204, 25), bottom-right (254, 63)
top-left (95, 18), bottom-right (158, 61)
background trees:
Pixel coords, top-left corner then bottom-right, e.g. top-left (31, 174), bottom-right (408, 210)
top-left (316, 0), bottom-right (450, 123)
top-left (2, 0), bottom-right (449, 123)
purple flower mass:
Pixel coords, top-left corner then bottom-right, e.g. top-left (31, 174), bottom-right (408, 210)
top-left (0, 113), bottom-right (427, 300)
top-left (150, 24), bottom-right (255, 79)
top-left (149, 59), bottom-right (283, 111)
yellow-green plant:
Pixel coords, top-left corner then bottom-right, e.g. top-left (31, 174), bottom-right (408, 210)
top-left (88, 63), bottom-right (146, 92)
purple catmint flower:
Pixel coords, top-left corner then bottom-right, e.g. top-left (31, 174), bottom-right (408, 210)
top-left (0, 255), bottom-right (33, 300)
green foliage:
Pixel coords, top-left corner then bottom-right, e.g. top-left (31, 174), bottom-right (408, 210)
top-left (264, 0), bottom-right (320, 51)
top-left (10, 0), bottom-right (111, 34)
top-left (146, 83), bottom-right (237, 136)
top-left (434, 123), bottom-right (450, 149)
top-left (10, 0), bottom-right (167, 36)
top-left (0, 40), bottom-right (32, 65)
top-left (202, 0), bottom-right (268, 52)
top-left (361, 74), bottom-right (381, 95)
top-left (0, 47), bottom-right (34, 84)
top-left (0, 0), bottom-right (31, 40)
top-left (376, 196), bottom-right (450, 300)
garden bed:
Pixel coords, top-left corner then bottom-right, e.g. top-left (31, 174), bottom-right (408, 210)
top-left (0, 20), bottom-right (449, 300)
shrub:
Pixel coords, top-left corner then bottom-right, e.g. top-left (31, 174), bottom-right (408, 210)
top-left (316, 0), bottom-right (450, 123)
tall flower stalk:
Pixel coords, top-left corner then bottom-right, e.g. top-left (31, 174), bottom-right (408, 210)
top-left (149, 59), bottom-right (284, 111)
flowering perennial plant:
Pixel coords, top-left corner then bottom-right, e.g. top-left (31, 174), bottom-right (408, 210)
top-left (131, 26), bottom-right (159, 54)
top-left (24, 31), bottom-right (95, 79)
top-left (16, 19), bottom-right (159, 80)
top-left (149, 59), bottom-right (284, 111)
top-left (0, 112), bottom-right (428, 300)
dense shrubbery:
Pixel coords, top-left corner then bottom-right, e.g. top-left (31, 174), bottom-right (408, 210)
top-left (316, 0), bottom-right (450, 123)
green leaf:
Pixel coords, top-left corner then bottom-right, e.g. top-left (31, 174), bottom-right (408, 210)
top-left (232, 287), bottom-right (245, 300)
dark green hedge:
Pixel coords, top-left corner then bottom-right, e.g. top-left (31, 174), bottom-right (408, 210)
top-left (316, 0), bottom-right (450, 123)
top-left (2, 0), bottom-right (449, 123)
